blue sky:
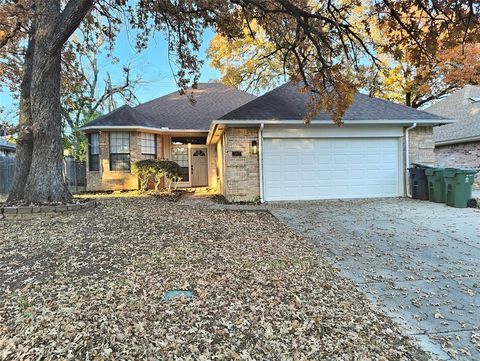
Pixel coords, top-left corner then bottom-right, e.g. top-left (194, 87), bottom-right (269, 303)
top-left (0, 27), bottom-right (221, 124)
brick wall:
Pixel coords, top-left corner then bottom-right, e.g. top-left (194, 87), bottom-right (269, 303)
top-left (436, 141), bottom-right (480, 188)
top-left (222, 128), bottom-right (260, 202)
top-left (408, 126), bottom-right (436, 165)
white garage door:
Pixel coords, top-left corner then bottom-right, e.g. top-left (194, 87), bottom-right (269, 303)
top-left (263, 138), bottom-right (402, 201)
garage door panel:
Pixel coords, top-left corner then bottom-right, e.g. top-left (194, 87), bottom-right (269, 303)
top-left (263, 137), bottom-right (401, 201)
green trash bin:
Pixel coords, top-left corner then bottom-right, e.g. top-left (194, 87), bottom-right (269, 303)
top-left (425, 167), bottom-right (445, 203)
top-left (444, 168), bottom-right (479, 208)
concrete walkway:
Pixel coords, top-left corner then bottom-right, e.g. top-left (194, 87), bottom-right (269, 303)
top-left (268, 198), bottom-right (480, 360)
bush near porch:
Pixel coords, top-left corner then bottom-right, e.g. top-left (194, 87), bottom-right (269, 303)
top-left (132, 159), bottom-right (183, 191)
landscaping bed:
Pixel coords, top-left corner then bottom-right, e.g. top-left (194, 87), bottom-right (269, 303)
top-left (0, 197), bottom-right (426, 360)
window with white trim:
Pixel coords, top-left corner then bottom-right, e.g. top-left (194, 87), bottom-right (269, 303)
top-left (171, 146), bottom-right (189, 181)
top-left (109, 132), bottom-right (130, 171)
top-left (141, 133), bottom-right (156, 159)
top-left (88, 133), bottom-right (100, 171)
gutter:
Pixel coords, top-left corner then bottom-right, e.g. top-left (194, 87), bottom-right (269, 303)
top-left (405, 123), bottom-right (417, 198)
top-left (208, 118), bottom-right (454, 126)
top-left (258, 123), bottom-right (265, 203)
top-left (78, 125), bottom-right (208, 133)
top-left (435, 135), bottom-right (480, 146)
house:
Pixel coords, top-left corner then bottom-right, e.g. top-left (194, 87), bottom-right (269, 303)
top-left (0, 137), bottom-right (15, 157)
top-left (80, 82), bottom-right (451, 202)
top-left (425, 85), bottom-right (480, 188)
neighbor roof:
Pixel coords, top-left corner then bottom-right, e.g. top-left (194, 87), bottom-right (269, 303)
top-left (425, 85), bottom-right (480, 144)
top-left (220, 82), bottom-right (447, 123)
top-left (0, 137), bottom-right (15, 150)
top-left (84, 83), bottom-right (256, 131)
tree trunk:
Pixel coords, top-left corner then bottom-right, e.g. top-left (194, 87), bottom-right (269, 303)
top-left (7, 26), bottom-right (35, 203)
top-left (23, 0), bottom-right (72, 203)
top-left (405, 91), bottom-right (412, 107)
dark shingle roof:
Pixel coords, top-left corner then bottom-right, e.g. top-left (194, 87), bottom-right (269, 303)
top-left (0, 137), bottom-right (15, 150)
top-left (425, 85), bottom-right (480, 143)
top-left (134, 83), bottom-right (256, 130)
top-left (86, 105), bottom-right (158, 128)
top-left (84, 83), bottom-right (256, 131)
top-left (220, 82), bottom-right (446, 122)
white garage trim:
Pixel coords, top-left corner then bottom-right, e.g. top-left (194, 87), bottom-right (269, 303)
top-left (263, 124), bottom-right (404, 138)
top-left (262, 134), bottom-right (404, 202)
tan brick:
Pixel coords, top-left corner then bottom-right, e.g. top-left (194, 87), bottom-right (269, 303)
top-left (220, 128), bottom-right (260, 202)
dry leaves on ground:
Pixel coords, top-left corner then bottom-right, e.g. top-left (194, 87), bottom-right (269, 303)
top-left (1, 197), bottom-right (427, 360)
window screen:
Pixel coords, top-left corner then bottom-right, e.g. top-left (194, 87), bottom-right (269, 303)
top-left (88, 133), bottom-right (100, 171)
top-left (110, 132), bottom-right (130, 171)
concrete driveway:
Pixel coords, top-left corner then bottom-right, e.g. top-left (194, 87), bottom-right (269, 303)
top-left (268, 198), bottom-right (480, 360)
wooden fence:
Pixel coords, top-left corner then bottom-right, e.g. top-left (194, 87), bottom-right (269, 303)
top-left (0, 156), bottom-right (86, 195)
top-left (0, 156), bottom-right (15, 194)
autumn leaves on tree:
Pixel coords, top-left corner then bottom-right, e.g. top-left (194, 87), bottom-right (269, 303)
top-left (208, 2), bottom-right (480, 109)
top-left (0, 0), bottom-right (479, 204)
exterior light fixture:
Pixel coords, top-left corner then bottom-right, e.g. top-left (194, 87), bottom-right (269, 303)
top-left (250, 140), bottom-right (258, 155)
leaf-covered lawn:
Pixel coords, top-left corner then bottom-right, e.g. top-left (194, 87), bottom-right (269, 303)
top-left (0, 197), bottom-right (426, 360)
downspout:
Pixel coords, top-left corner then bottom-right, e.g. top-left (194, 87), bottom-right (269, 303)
top-left (258, 123), bottom-right (265, 203)
top-left (405, 123), bottom-right (417, 197)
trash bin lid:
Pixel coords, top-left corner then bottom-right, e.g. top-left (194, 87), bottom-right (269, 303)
top-left (411, 163), bottom-right (434, 169)
top-left (425, 167), bottom-right (444, 176)
top-left (444, 167), bottom-right (480, 177)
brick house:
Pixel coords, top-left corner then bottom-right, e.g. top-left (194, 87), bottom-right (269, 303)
top-left (80, 82), bottom-right (450, 202)
top-left (425, 85), bottom-right (480, 188)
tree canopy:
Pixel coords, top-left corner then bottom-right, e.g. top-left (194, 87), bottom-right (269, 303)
top-left (208, 1), bottom-right (480, 108)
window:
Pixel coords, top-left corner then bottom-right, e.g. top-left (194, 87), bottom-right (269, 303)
top-left (88, 133), bottom-right (100, 171)
top-left (110, 132), bottom-right (130, 171)
top-left (141, 133), bottom-right (156, 159)
top-left (171, 137), bottom-right (207, 145)
top-left (171, 146), bottom-right (189, 181)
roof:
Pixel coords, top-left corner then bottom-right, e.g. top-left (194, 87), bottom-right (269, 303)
top-left (83, 83), bottom-right (256, 131)
top-left (85, 105), bottom-right (159, 129)
top-left (425, 85), bottom-right (480, 144)
top-left (0, 137), bottom-right (15, 150)
top-left (220, 82), bottom-right (447, 123)
top-left (135, 83), bottom-right (256, 130)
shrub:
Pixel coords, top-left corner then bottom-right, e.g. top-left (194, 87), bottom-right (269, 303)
top-left (133, 159), bottom-right (183, 191)
top-left (132, 159), bottom-right (157, 191)
top-left (157, 160), bottom-right (183, 190)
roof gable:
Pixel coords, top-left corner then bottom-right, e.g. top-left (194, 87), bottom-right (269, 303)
top-left (220, 82), bottom-right (446, 122)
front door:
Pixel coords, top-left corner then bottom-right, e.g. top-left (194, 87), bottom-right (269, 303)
top-left (191, 148), bottom-right (208, 187)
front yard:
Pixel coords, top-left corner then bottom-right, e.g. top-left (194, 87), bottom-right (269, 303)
top-left (1, 197), bottom-right (425, 360)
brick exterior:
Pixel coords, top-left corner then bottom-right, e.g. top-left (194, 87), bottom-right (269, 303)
top-left (86, 131), bottom-right (141, 191)
top-left (85, 132), bottom-right (218, 191)
top-left (408, 126), bottom-right (436, 165)
top-left (221, 128), bottom-right (260, 202)
top-left (435, 141), bottom-right (480, 188)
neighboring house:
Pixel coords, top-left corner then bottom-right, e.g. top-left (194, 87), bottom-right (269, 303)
top-left (425, 85), bottom-right (480, 188)
top-left (80, 82), bottom-right (450, 202)
top-left (0, 137), bottom-right (16, 157)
